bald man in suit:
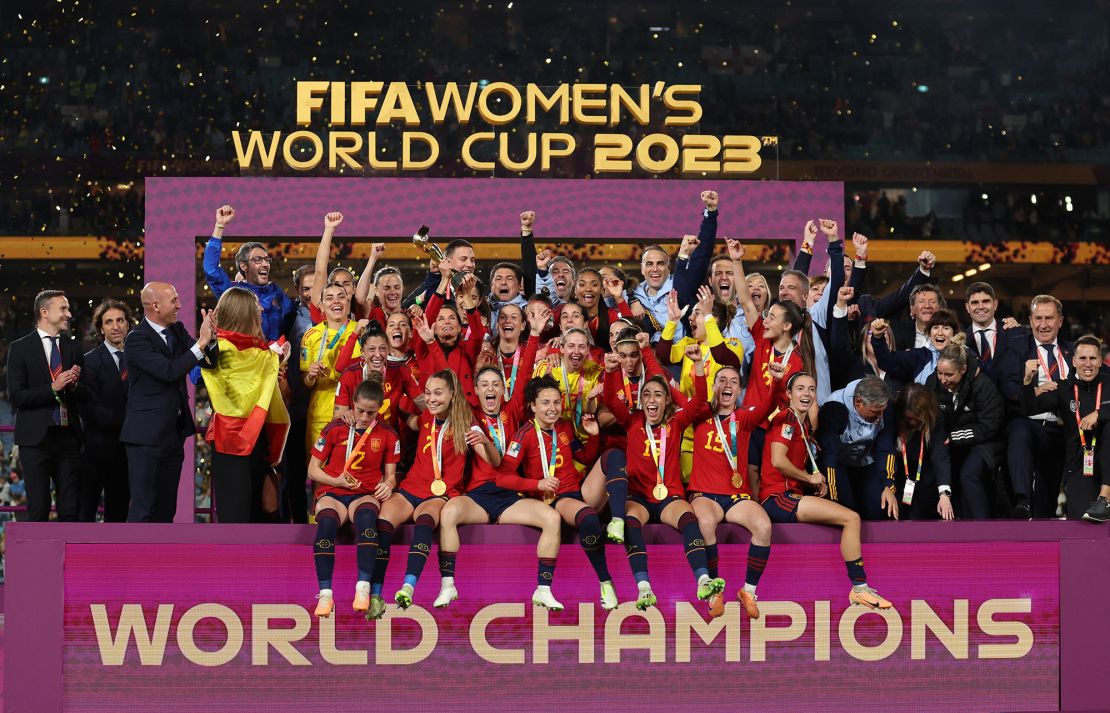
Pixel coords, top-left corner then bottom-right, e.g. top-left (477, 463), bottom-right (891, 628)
top-left (121, 282), bottom-right (218, 523)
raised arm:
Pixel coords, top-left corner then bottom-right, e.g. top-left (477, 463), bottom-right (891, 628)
top-left (312, 212), bottom-right (344, 308)
top-left (519, 211), bottom-right (539, 296)
top-left (202, 205), bottom-right (236, 298)
top-left (353, 243), bottom-right (385, 318)
top-left (792, 220), bottom-right (817, 274)
top-left (673, 190), bottom-right (719, 312)
top-left (868, 251), bottom-right (934, 321)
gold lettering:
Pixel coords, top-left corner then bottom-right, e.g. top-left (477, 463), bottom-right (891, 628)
top-left (349, 81), bottom-right (384, 126)
top-left (319, 614), bottom-right (367, 665)
top-left (839, 605), bottom-right (903, 662)
top-left (282, 131), bottom-right (324, 171)
top-left (594, 134), bottom-right (633, 173)
top-left (572, 84), bottom-right (608, 125)
top-left (610, 84), bottom-right (650, 125)
top-left (470, 603), bottom-right (526, 664)
top-left (675, 601), bottom-right (739, 663)
top-left (296, 81), bottom-right (330, 126)
top-left (251, 604), bottom-right (311, 665)
top-left (749, 601), bottom-right (806, 662)
top-left (376, 606), bottom-right (438, 665)
top-left (403, 132), bottom-right (439, 170)
top-left (477, 82), bottom-right (523, 126)
top-left (376, 82), bottom-right (420, 126)
top-left (911, 599), bottom-right (969, 660)
top-left (541, 133), bottom-right (575, 171)
top-left (91, 603), bottom-right (173, 666)
top-left (462, 132), bottom-right (496, 171)
top-left (426, 82), bottom-right (478, 124)
top-left (232, 131), bottom-right (281, 170)
top-left (534, 603), bottom-right (595, 664)
top-left (635, 133), bottom-right (680, 174)
top-left (603, 602), bottom-right (666, 663)
top-left (328, 132), bottom-right (364, 170)
top-left (977, 598), bottom-right (1033, 659)
top-left (662, 84), bottom-right (703, 126)
top-left (526, 83), bottom-right (570, 124)
top-left (177, 604), bottom-right (243, 667)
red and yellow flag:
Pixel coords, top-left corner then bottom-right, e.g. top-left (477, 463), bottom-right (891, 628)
top-left (203, 330), bottom-right (290, 464)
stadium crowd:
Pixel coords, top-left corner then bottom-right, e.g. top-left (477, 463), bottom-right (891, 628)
top-left (7, 191), bottom-right (1110, 618)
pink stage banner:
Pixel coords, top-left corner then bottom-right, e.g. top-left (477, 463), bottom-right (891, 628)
top-left (62, 542), bottom-right (1059, 712)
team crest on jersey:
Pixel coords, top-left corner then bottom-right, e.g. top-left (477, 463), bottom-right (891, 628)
top-left (507, 441), bottom-right (522, 457)
top-left (314, 436), bottom-right (327, 449)
top-left (558, 432), bottom-right (570, 445)
top-left (371, 438), bottom-right (383, 452)
top-left (1069, 400), bottom-right (1078, 413)
top-left (782, 424), bottom-right (794, 439)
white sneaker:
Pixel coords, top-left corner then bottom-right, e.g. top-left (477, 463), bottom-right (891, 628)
top-left (599, 581), bottom-right (619, 610)
top-left (434, 581), bottom-right (459, 608)
top-left (606, 518), bottom-right (625, 543)
top-left (532, 585), bottom-right (564, 611)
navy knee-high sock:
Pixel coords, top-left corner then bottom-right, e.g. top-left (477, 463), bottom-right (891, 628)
top-left (537, 557), bottom-right (557, 586)
top-left (677, 511), bottom-right (709, 580)
top-left (624, 516), bottom-right (649, 583)
top-left (439, 550), bottom-right (457, 578)
top-left (603, 450), bottom-right (628, 521)
top-left (574, 507), bottom-right (611, 581)
top-left (314, 508), bottom-right (340, 589)
top-left (745, 544), bottom-right (771, 587)
top-left (353, 503), bottom-right (380, 583)
top-left (845, 557), bottom-right (867, 587)
top-left (705, 542), bottom-right (720, 579)
top-left (404, 513), bottom-right (436, 587)
top-left (371, 520), bottom-right (394, 595)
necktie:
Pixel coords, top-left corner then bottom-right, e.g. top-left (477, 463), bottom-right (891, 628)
top-left (162, 328), bottom-right (175, 353)
top-left (47, 336), bottom-right (62, 425)
top-left (977, 329), bottom-right (992, 362)
top-left (117, 350), bottom-right (128, 382)
top-left (1040, 343), bottom-right (1061, 382)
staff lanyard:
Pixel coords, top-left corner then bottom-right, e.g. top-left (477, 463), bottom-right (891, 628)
top-left (623, 367), bottom-right (644, 410)
top-left (318, 321), bottom-right (348, 362)
top-left (899, 431), bottom-right (925, 482)
top-left (1075, 383), bottom-right (1102, 451)
top-left (1036, 343), bottom-right (1066, 382)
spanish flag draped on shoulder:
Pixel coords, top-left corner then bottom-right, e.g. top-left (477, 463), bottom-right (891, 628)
top-left (203, 330), bottom-right (290, 464)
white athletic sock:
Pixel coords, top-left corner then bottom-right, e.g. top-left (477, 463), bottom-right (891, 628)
top-left (697, 574), bottom-right (710, 587)
top-left (441, 576), bottom-right (455, 588)
top-left (743, 583), bottom-right (757, 595)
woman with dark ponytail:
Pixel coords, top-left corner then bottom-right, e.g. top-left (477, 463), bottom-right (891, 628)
top-left (880, 383), bottom-right (954, 521)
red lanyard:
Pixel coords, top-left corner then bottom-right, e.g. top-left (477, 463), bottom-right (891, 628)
top-left (1075, 383), bottom-right (1102, 450)
top-left (900, 431), bottom-right (925, 482)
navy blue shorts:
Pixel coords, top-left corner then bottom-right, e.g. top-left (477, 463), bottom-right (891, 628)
top-left (761, 492), bottom-right (803, 523)
top-left (467, 482), bottom-right (524, 523)
top-left (554, 490), bottom-right (585, 505)
top-left (316, 492), bottom-right (375, 508)
top-left (398, 488), bottom-right (447, 510)
top-left (629, 493), bottom-right (683, 523)
top-left (688, 491), bottom-right (751, 513)
top-left (747, 426), bottom-right (767, 467)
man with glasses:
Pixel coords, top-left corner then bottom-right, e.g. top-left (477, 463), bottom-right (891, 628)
top-left (202, 204), bottom-right (296, 340)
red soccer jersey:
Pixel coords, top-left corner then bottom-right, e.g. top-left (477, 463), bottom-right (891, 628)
top-left (401, 410), bottom-right (472, 498)
top-left (335, 362), bottom-right (422, 432)
top-left (689, 399), bottom-right (776, 497)
top-left (602, 368), bottom-right (708, 500)
top-left (468, 409), bottom-right (522, 491)
top-left (497, 420), bottom-right (600, 496)
top-left (743, 317), bottom-right (803, 423)
top-left (758, 409), bottom-right (816, 501)
top-left (311, 419), bottom-right (401, 498)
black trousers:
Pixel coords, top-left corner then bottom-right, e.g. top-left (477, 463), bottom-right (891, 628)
top-left (281, 419), bottom-right (309, 524)
top-left (828, 462), bottom-right (886, 521)
top-left (1007, 418), bottom-right (1065, 518)
top-left (952, 444), bottom-right (993, 520)
top-left (80, 439), bottom-right (130, 522)
top-left (211, 438), bottom-right (270, 524)
top-left (126, 442), bottom-right (184, 523)
top-left (19, 427), bottom-right (81, 521)
top-left (895, 474), bottom-right (940, 520)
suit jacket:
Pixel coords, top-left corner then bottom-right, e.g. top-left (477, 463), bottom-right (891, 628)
top-left (119, 319), bottom-right (218, 446)
top-left (5, 330), bottom-right (87, 446)
top-left (962, 323), bottom-right (1028, 392)
top-left (999, 333), bottom-right (1074, 408)
top-left (79, 342), bottom-right (129, 452)
top-left (891, 320), bottom-right (920, 352)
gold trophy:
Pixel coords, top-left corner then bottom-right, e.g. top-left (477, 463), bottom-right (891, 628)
top-left (411, 224), bottom-right (446, 263)
top-left (410, 224), bottom-right (467, 295)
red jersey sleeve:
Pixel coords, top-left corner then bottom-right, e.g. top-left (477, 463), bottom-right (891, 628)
top-left (496, 428), bottom-right (542, 493)
top-left (335, 329), bottom-right (361, 373)
top-left (335, 364), bottom-right (362, 408)
top-left (602, 368), bottom-right (633, 426)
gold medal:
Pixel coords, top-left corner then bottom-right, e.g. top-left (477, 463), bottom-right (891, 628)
top-left (543, 491), bottom-right (556, 505)
top-left (430, 480), bottom-right (447, 496)
top-left (731, 472), bottom-right (743, 489)
top-left (653, 483), bottom-right (668, 501)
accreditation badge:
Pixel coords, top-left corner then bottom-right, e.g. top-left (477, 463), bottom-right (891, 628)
top-left (1083, 448), bottom-right (1095, 477)
top-left (901, 479), bottom-right (915, 506)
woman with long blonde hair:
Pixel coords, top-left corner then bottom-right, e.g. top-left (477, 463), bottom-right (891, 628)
top-left (203, 287), bottom-right (290, 523)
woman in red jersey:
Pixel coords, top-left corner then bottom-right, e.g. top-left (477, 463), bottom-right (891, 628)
top-left (759, 372), bottom-right (893, 611)
top-left (334, 320), bottom-right (422, 436)
top-left (689, 361), bottom-right (784, 620)
top-left (308, 382), bottom-right (400, 618)
top-left (498, 375), bottom-right (618, 611)
top-left (432, 308), bottom-right (568, 611)
top-left (602, 342), bottom-right (724, 610)
top-left (377, 370), bottom-right (494, 613)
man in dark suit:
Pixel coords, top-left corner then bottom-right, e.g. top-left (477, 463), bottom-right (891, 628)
top-left (121, 282), bottom-right (217, 523)
top-left (79, 298), bottom-right (134, 522)
top-left (962, 281), bottom-right (1028, 392)
top-left (1000, 294), bottom-right (1073, 518)
top-left (5, 290), bottom-right (87, 521)
top-left (891, 284), bottom-right (945, 351)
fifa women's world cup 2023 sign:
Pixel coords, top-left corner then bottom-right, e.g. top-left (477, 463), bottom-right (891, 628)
top-left (231, 81), bottom-right (772, 174)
